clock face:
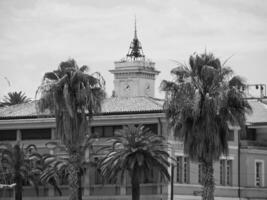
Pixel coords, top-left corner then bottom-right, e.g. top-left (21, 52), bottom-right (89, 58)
top-left (123, 81), bottom-right (131, 95)
top-left (124, 83), bottom-right (130, 90)
top-left (145, 82), bottom-right (151, 95)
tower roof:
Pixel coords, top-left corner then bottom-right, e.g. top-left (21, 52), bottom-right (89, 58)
top-left (126, 17), bottom-right (145, 60)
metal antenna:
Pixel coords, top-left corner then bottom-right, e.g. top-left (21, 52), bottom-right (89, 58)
top-left (134, 15), bottom-right (137, 39)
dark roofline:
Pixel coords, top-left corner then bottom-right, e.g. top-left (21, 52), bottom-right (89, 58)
top-left (246, 97), bottom-right (267, 101)
top-left (0, 109), bottom-right (164, 120)
top-left (100, 109), bottom-right (163, 115)
top-left (247, 122), bottom-right (267, 126)
top-left (0, 114), bottom-right (54, 120)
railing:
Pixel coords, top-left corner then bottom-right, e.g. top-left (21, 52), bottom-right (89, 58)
top-left (1, 185), bottom-right (267, 200)
top-left (89, 185), bottom-right (120, 196)
top-left (240, 186), bottom-right (267, 199)
top-left (0, 184), bottom-right (167, 199)
top-left (0, 195), bottom-right (166, 200)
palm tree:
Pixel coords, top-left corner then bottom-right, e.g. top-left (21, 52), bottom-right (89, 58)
top-left (0, 91), bottom-right (31, 107)
top-left (39, 153), bottom-right (68, 196)
top-left (0, 143), bottom-right (40, 200)
top-left (37, 59), bottom-right (106, 200)
top-left (27, 146), bottom-right (62, 196)
top-left (161, 52), bottom-right (252, 200)
top-left (39, 139), bottom-right (96, 199)
top-left (98, 125), bottom-right (170, 200)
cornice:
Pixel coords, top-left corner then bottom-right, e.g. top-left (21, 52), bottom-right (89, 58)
top-left (0, 113), bottom-right (166, 129)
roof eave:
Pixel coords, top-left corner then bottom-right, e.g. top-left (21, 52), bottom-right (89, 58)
top-left (0, 109), bottom-right (164, 120)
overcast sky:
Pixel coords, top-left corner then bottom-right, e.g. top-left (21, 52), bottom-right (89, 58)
top-left (0, 0), bottom-right (266, 99)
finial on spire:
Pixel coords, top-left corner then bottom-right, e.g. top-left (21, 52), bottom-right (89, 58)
top-left (134, 15), bottom-right (137, 39)
top-left (126, 16), bottom-right (145, 60)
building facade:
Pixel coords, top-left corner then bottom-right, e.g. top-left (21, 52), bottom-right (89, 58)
top-left (0, 25), bottom-right (267, 200)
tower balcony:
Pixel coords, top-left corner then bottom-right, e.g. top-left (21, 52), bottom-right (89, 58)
top-left (112, 59), bottom-right (159, 76)
top-left (114, 59), bottom-right (155, 69)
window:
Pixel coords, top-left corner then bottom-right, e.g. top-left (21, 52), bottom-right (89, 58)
top-left (176, 156), bottom-right (190, 184)
top-left (144, 124), bottom-right (158, 135)
top-left (198, 163), bottom-right (204, 184)
top-left (143, 168), bottom-right (157, 183)
top-left (245, 128), bottom-right (256, 140)
top-left (21, 129), bottom-right (51, 140)
top-left (95, 168), bottom-right (104, 184)
top-left (220, 160), bottom-right (226, 185)
top-left (92, 126), bottom-right (122, 138)
top-left (113, 126), bottom-right (123, 136)
top-left (227, 130), bottom-right (234, 141)
top-left (93, 127), bottom-right (103, 137)
top-left (0, 130), bottom-right (17, 141)
top-left (255, 161), bottom-right (264, 187)
top-left (177, 157), bottom-right (182, 183)
top-left (220, 159), bottom-right (233, 186)
top-left (226, 160), bottom-right (232, 185)
top-left (94, 158), bottom-right (104, 184)
top-left (93, 157), bottom-right (116, 185)
top-left (91, 124), bottom-right (157, 137)
top-left (183, 157), bottom-right (189, 183)
top-left (59, 169), bottom-right (68, 185)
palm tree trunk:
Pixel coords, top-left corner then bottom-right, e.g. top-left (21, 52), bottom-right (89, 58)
top-left (14, 144), bottom-right (22, 200)
top-left (78, 170), bottom-right (82, 200)
top-left (15, 174), bottom-right (22, 200)
top-left (131, 167), bottom-right (140, 200)
top-left (202, 161), bottom-right (214, 200)
top-left (69, 153), bottom-right (80, 200)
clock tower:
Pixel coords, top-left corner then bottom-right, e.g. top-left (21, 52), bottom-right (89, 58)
top-left (110, 19), bottom-right (160, 98)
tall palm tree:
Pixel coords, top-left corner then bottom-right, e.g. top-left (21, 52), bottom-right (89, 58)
top-left (0, 91), bottom-right (31, 107)
top-left (37, 59), bottom-right (105, 200)
top-left (161, 52), bottom-right (252, 200)
top-left (98, 125), bottom-right (170, 200)
top-left (0, 143), bottom-right (40, 200)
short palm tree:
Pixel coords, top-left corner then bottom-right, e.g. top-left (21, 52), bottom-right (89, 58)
top-left (98, 125), bottom-right (170, 200)
top-left (0, 91), bottom-right (31, 107)
top-left (27, 147), bottom-right (62, 196)
top-left (161, 52), bottom-right (252, 200)
top-left (39, 153), bottom-right (68, 195)
top-left (37, 59), bottom-right (105, 200)
top-left (39, 139), bottom-right (96, 199)
top-left (0, 143), bottom-right (40, 200)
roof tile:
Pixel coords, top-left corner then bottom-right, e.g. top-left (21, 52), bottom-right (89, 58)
top-left (1, 98), bottom-right (267, 125)
top-left (0, 97), bottom-right (164, 118)
top-left (246, 100), bottom-right (267, 124)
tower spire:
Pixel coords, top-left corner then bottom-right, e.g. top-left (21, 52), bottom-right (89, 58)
top-left (126, 16), bottom-right (145, 60)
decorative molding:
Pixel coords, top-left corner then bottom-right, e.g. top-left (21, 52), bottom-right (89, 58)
top-left (241, 148), bottom-right (267, 155)
top-left (220, 155), bottom-right (234, 160)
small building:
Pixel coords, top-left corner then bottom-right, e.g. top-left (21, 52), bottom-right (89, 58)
top-left (0, 23), bottom-right (266, 200)
top-left (240, 100), bottom-right (267, 199)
